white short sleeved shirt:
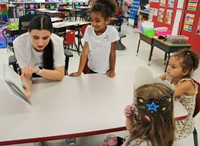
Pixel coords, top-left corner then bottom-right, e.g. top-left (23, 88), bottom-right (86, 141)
top-left (83, 25), bottom-right (119, 74)
top-left (13, 32), bottom-right (65, 68)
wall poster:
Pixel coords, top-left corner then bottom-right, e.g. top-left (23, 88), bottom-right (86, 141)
top-left (183, 13), bottom-right (195, 32)
top-left (160, 0), bottom-right (166, 7)
top-left (165, 9), bottom-right (173, 24)
top-left (168, 0), bottom-right (174, 8)
top-left (158, 8), bottom-right (164, 22)
top-left (187, 0), bottom-right (198, 11)
top-left (150, 0), bottom-right (159, 2)
top-left (196, 17), bottom-right (200, 35)
top-left (177, 0), bottom-right (184, 8)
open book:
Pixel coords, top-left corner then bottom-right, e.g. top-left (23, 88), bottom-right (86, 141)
top-left (3, 64), bottom-right (32, 105)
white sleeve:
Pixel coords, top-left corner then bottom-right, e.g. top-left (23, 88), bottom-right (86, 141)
top-left (83, 26), bottom-right (90, 42)
top-left (53, 35), bottom-right (65, 67)
top-left (110, 27), bottom-right (120, 42)
top-left (13, 35), bottom-right (29, 68)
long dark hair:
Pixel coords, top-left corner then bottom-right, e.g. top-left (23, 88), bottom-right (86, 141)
top-left (28, 15), bottom-right (54, 69)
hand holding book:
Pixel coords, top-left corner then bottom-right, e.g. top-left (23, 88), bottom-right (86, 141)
top-left (3, 64), bottom-right (32, 105)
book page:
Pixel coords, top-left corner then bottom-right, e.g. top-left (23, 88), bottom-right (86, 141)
top-left (3, 64), bottom-right (24, 92)
top-left (3, 64), bottom-right (32, 106)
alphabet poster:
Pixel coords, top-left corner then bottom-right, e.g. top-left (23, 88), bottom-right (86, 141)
top-left (160, 0), bottom-right (166, 7)
top-left (165, 10), bottom-right (173, 24)
top-left (187, 0), bottom-right (198, 11)
top-left (168, 0), bottom-right (174, 8)
top-left (184, 13), bottom-right (195, 32)
top-left (158, 8), bottom-right (164, 22)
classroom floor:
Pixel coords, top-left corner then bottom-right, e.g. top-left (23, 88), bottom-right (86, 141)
top-left (0, 22), bottom-right (200, 146)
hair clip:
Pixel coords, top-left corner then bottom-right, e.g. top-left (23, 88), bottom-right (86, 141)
top-left (130, 104), bottom-right (139, 120)
top-left (135, 93), bottom-right (173, 114)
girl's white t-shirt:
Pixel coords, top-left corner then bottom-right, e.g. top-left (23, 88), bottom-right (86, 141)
top-left (83, 25), bottom-right (119, 74)
top-left (13, 32), bottom-right (65, 68)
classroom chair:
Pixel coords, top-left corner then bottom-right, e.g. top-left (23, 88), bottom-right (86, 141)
top-left (6, 14), bottom-right (38, 74)
top-left (193, 79), bottom-right (200, 146)
top-left (75, 24), bottom-right (88, 49)
top-left (63, 30), bottom-right (79, 54)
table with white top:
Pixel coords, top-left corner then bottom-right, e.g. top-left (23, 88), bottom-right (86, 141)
top-left (0, 71), bottom-right (187, 145)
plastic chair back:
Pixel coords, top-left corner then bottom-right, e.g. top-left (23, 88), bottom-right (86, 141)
top-left (64, 30), bottom-right (76, 45)
top-left (18, 14), bottom-right (38, 35)
top-left (80, 25), bottom-right (88, 36)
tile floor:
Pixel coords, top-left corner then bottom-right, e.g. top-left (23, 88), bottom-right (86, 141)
top-left (0, 22), bottom-right (199, 146)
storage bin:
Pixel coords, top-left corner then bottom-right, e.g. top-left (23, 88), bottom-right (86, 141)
top-left (144, 28), bottom-right (155, 37)
top-left (156, 30), bottom-right (171, 36)
top-left (166, 35), bottom-right (188, 44)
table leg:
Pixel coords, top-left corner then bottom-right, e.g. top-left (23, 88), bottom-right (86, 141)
top-left (75, 10), bottom-right (77, 21)
top-left (148, 45), bottom-right (154, 66)
top-left (76, 25), bottom-right (81, 55)
top-left (164, 53), bottom-right (167, 65)
top-left (136, 39), bottom-right (141, 56)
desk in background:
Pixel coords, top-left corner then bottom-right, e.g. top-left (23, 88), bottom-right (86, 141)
top-left (0, 71), bottom-right (188, 145)
top-left (137, 32), bottom-right (191, 71)
top-left (136, 32), bottom-right (153, 59)
top-left (153, 37), bottom-right (191, 71)
top-left (53, 21), bottom-right (90, 54)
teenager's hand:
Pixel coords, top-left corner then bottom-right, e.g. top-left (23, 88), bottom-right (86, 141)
top-left (21, 77), bottom-right (32, 98)
top-left (21, 66), bottom-right (38, 78)
top-left (106, 69), bottom-right (115, 78)
top-left (69, 72), bottom-right (81, 77)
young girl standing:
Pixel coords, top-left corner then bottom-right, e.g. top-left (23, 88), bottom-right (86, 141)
top-left (70, 0), bottom-right (119, 77)
top-left (160, 49), bottom-right (200, 140)
top-left (124, 83), bottom-right (175, 146)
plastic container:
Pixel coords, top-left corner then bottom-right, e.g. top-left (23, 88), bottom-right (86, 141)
top-left (144, 28), bottom-right (155, 37)
top-left (137, 21), bottom-right (141, 31)
top-left (166, 35), bottom-right (188, 44)
top-left (156, 30), bottom-right (171, 36)
top-left (156, 27), bottom-right (168, 32)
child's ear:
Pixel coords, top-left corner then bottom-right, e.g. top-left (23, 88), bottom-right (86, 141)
top-left (182, 69), bottom-right (189, 76)
top-left (106, 17), bottom-right (111, 25)
top-left (144, 115), bottom-right (151, 122)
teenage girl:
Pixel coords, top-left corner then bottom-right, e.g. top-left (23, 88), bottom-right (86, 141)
top-left (14, 15), bottom-right (65, 97)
